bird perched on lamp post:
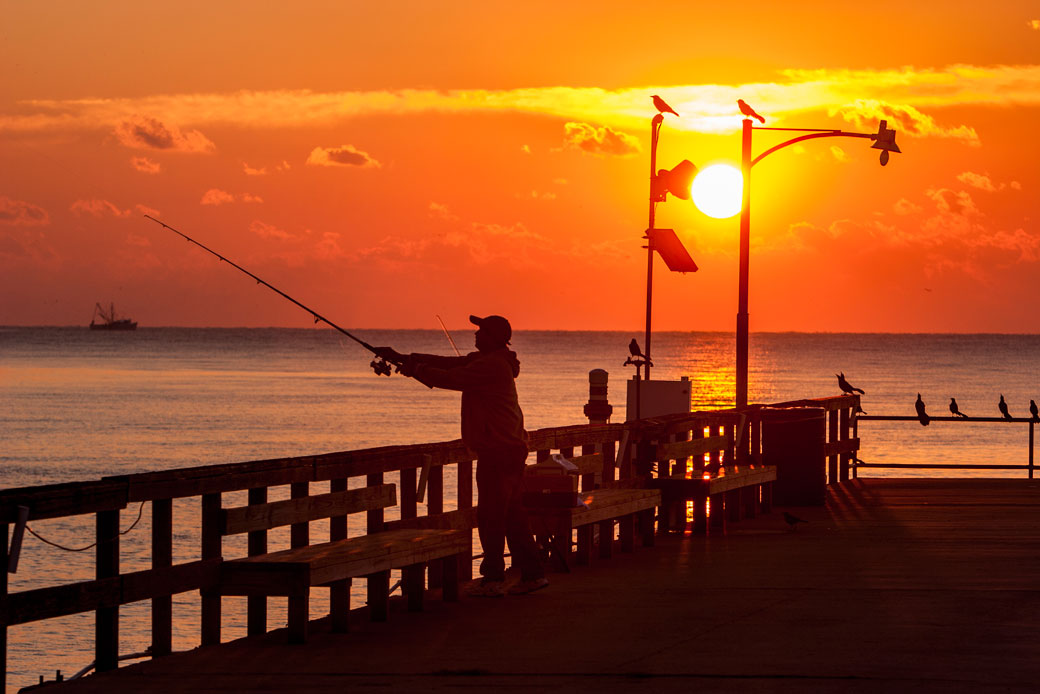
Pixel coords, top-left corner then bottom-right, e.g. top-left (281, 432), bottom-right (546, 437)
top-left (651, 95), bottom-right (679, 117)
top-left (738, 99), bottom-right (766, 124)
top-left (836, 372), bottom-right (865, 395)
top-left (915, 393), bottom-right (930, 426)
top-left (949, 398), bottom-right (968, 418)
top-left (999, 394), bottom-right (1013, 421)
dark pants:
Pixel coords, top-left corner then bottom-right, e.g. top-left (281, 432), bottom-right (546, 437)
top-left (476, 447), bottom-right (544, 582)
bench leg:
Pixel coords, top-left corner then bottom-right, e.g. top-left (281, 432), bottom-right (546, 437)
top-left (403, 563), bottom-right (425, 612)
top-left (442, 554), bottom-right (460, 602)
top-left (726, 489), bottom-right (741, 523)
top-left (709, 494), bottom-right (726, 533)
top-left (576, 526), bottom-right (593, 566)
top-left (330, 578), bottom-right (351, 633)
top-left (619, 514), bottom-right (635, 553)
top-left (368, 570), bottom-right (390, 622)
top-left (639, 509), bottom-right (656, 547)
top-left (598, 519), bottom-right (613, 559)
top-left (247, 596), bottom-right (266, 637)
top-left (760, 482), bottom-right (773, 514)
top-left (693, 497), bottom-right (708, 535)
top-left (288, 587), bottom-right (309, 644)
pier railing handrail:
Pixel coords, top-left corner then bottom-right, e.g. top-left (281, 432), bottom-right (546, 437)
top-left (0, 395), bottom-right (860, 689)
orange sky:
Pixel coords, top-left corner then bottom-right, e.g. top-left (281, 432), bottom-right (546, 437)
top-left (2, 1), bottom-right (1039, 332)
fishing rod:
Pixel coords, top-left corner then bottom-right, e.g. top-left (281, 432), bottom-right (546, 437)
top-left (436, 314), bottom-right (462, 356)
top-left (143, 215), bottom-right (400, 376)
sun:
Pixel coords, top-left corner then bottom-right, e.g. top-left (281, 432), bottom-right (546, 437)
top-left (691, 164), bottom-right (743, 219)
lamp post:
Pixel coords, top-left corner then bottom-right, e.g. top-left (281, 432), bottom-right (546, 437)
top-left (643, 112), bottom-right (699, 382)
top-left (735, 118), bottom-right (900, 409)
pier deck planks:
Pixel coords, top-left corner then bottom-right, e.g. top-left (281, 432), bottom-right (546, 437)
top-left (42, 478), bottom-right (1040, 693)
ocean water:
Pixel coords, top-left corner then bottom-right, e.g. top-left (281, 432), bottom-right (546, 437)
top-left (3, 327), bottom-right (1040, 689)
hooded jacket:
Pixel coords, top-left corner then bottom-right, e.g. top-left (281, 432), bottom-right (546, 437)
top-left (409, 348), bottom-right (527, 455)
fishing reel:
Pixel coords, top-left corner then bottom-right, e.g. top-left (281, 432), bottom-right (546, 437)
top-left (370, 358), bottom-right (394, 377)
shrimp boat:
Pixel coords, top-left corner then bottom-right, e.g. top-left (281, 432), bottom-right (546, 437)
top-left (89, 302), bottom-right (137, 330)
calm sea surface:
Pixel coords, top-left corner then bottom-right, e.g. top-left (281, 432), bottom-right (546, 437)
top-left (3, 327), bottom-right (1040, 689)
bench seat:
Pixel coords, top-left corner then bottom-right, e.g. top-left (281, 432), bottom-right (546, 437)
top-left (651, 465), bottom-right (776, 533)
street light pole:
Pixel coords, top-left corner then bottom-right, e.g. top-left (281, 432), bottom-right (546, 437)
top-left (644, 114), bottom-right (664, 382)
top-left (734, 119), bottom-right (900, 411)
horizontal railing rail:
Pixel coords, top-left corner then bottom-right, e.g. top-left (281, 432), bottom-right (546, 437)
top-left (855, 414), bottom-right (1036, 477)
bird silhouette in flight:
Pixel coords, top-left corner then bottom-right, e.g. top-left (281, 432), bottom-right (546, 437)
top-left (1031, 399), bottom-right (1039, 422)
top-left (783, 512), bottom-right (807, 530)
top-left (949, 398), bottom-right (968, 418)
top-left (738, 99), bottom-right (766, 123)
top-left (836, 372), bottom-right (865, 395)
top-left (915, 393), bottom-right (930, 426)
top-left (999, 394), bottom-right (1012, 421)
top-left (652, 95), bottom-right (679, 117)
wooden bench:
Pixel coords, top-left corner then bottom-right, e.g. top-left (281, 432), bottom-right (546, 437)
top-left (524, 453), bottom-right (660, 571)
top-left (217, 483), bottom-right (470, 643)
top-left (650, 434), bottom-right (776, 534)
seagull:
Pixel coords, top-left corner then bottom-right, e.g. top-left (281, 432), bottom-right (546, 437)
top-left (1031, 399), bottom-right (1039, 422)
top-left (915, 393), bottom-right (930, 426)
top-left (999, 394), bottom-right (1012, 421)
top-left (629, 338), bottom-right (644, 358)
top-left (651, 95), bottom-right (679, 117)
top-left (949, 398), bottom-right (968, 418)
top-left (738, 99), bottom-right (766, 124)
top-left (836, 372), bottom-right (865, 395)
top-left (783, 512), bottom-right (808, 530)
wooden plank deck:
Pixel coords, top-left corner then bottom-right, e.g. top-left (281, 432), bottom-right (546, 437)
top-left (43, 479), bottom-right (1040, 693)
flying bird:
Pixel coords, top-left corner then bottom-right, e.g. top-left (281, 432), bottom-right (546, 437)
top-left (738, 99), bottom-right (766, 123)
top-left (652, 95), bottom-right (679, 117)
top-left (949, 398), bottom-right (968, 418)
top-left (915, 393), bottom-right (930, 426)
top-left (999, 394), bottom-right (1012, 421)
top-left (1031, 399), bottom-right (1039, 422)
top-left (783, 512), bottom-right (808, 530)
top-left (836, 372), bottom-right (865, 395)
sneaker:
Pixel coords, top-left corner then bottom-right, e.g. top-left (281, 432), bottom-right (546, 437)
top-left (467, 580), bottom-right (505, 598)
top-left (507, 577), bottom-right (549, 595)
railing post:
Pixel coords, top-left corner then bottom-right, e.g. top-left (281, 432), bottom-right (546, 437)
top-left (329, 478), bottom-right (350, 633)
top-left (151, 498), bottom-right (173, 656)
top-left (1030, 421), bottom-right (1035, 479)
top-left (457, 458), bottom-right (473, 582)
top-left (96, 509), bottom-right (119, 673)
top-left (2, 522), bottom-right (8, 692)
top-left (246, 487), bottom-right (267, 636)
top-left (827, 409), bottom-right (839, 485)
top-left (839, 406), bottom-right (851, 482)
top-left (200, 493), bottom-right (222, 646)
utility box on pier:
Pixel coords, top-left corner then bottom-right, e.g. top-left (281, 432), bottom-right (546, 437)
top-left (626, 377), bottom-right (691, 421)
top-left (761, 407), bottom-right (826, 506)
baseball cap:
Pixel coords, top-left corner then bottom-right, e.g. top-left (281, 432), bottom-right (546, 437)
top-left (469, 314), bottom-right (512, 344)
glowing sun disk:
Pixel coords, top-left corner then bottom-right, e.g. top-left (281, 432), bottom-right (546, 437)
top-left (691, 164), bottom-right (743, 219)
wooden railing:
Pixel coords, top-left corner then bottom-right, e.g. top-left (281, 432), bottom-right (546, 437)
top-left (0, 396), bottom-right (858, 689)
top-left (855, 414), bottom-right (1036, 478)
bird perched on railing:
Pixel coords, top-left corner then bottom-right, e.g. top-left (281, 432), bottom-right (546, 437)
top-left (652, 95), bottom-right (679, 117)
top-left (624, 338), bottom-right (652, 369)
top-left (1031, 399), bottom-right (1039, 422)
top-left (782, 512), bottom-right (807, 530)
top-left (915, 393), bottom-right (930, 426)
top-left (836, 372), bottom-right (865, 395)
top-left (999, 394), bottom-right (1013, 421)
top-left (738, 99), bottom-right (766, 124)
top-left (949, 398), bottom-right (968, 418)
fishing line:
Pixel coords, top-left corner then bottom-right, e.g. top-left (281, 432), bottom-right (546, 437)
top-left (143, 215), bottom-right (399, 375)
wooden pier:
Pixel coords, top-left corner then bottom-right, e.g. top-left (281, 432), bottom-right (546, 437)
top-left (36, 477), bottom-right (1040, 693)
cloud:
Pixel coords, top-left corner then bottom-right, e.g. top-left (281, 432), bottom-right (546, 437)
top-left (243, 160), bottom-right (290, 175)
top-left (114, 115), bottom-right (215, 153)
top-left (306, 144), bottom-right (380, 168)
top-left (956, 171), bottom-right (1021, 192)
top-left (429, 202), bottom-right (459, 223)
top-left (563, 122), bottom-right (640, 156)
top-left (249, 220), bottom-right (294, 240)
top-left (200, 189), bottom-right (263, 206)
top-left (829, 145), bottom-right (849, 163)
top-left (130, 156), bottom-right (161, 174)
top-left (834, 99), bottom-right (979, 145)
top-left (70, 198), bottom-right (133, 218)
top-left (0, 196), bottom-right (49, 226)
top-left (0, 227), bottom-right (59, 267)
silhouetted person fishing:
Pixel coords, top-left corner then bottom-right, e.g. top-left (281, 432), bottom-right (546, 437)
top-left (915, 393), bottom-right (930, 426)
top-left (375, 316), bottom-right (547, 597)
top-left (949, 398), bottom-right (968, 418)
top-left (836, 372), bottom-right (865, 395)
top-left (999, 394), bottom-right (1013, 421)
